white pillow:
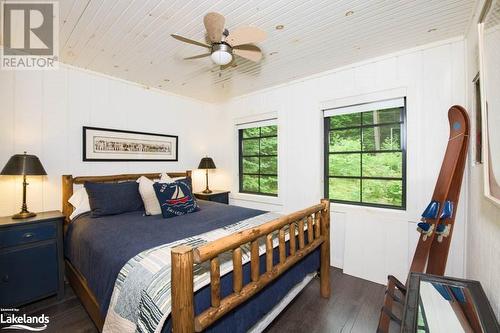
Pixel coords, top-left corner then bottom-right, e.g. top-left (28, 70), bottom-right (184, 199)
top-left (137, 173), bottom-right (173, 215)
top-left (160, 172), bottom-right (174, 182)
top-left (68, 187), bottom-right (91, 220)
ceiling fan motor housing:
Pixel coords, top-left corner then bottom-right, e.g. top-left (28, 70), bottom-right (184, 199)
top-left (211, 43), bottom-right (233, 65)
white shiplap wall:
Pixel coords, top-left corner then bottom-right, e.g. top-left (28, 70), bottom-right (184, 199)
top-left (0, 65), bottom-right (226, 216)
top-left (217, 38), bottom-right (467, 284)
top-left (464, 0), bottom-right (500, 319)
top-left (0, 37), bottom-right (472, 287)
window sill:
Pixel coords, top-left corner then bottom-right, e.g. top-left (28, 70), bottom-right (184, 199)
top-left (230, 192), bottom-right (283, 206)
top-left (330, 202), bottom-right (408, 215)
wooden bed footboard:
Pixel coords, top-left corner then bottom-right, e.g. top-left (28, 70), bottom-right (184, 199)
top-left (171, 199), bottom-right (331, 333)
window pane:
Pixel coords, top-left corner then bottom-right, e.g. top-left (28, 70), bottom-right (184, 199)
top-left (260, 137), bottom-right (277, 155)
top-left (242, 157), bottom-right (259, 174)
top-left (362, 108), bottom-right (401, 125)
top-left (330, 113), bottom-right (361, 128)
top-left (329, 178), bottom-right (360, 202)
top-left (329, 129), bottom-right (361, 152)
top-left (260, 176), bottom-right (278, 195)
top-left (362, 152), bottom-right (403, 178)
top-left (242, 127), bottom-right (260, 138)
top-left (242, 175), bottom-right (259, 192)
top-left (242, 139), bottom-right (259, 156)
top-left (362, 124), bottom-right (401, 151)
top-left (260, 156), bottom-right (277, 174)
top-left (329, 154), bottom-right (361, 177)
top-left (362, 179), bottom-right (403, 206)
top-left (261, 125), bottom-right (277, 136)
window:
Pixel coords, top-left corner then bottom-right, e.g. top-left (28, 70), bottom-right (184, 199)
top-left (324, 98), bottom-right (406, 209)
top-left (239, 122), bottom-right (278, 196)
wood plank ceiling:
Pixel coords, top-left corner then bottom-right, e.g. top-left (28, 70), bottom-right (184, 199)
top-left (59, 0), bottom-right (476, 102)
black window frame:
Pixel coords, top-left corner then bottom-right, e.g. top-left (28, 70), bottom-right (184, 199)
top-left (323, 99), bottom-right (407, 210)
top-left (239, 124), bottom-right (278, 197)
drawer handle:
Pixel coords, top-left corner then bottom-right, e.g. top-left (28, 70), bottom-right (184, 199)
top-left (23, 232), bottom-right (35, 239)
top-left (1, 275), bottom-right (8, 282)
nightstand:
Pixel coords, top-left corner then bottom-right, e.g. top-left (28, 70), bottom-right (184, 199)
top-left (0, 211), bottom-right (64, 307)
top-left (194, 190), bottom-right (230, 204)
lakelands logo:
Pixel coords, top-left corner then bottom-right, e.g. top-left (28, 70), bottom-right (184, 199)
top-left (0, 308), bottom-right (49, 331)
top-left (1, 1), bottom-right (59, 70)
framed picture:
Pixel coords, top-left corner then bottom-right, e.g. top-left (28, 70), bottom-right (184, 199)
top-left (478, 0), bottom-right (500, 206)
top-left (83, 126), bottom-right (178, 162)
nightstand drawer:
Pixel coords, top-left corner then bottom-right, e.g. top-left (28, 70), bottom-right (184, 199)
top-left (210, 193), bottom-right (228, 204)
top-left (0, 222), bottom-right (56, 248)
top-left (0, 241), bottom-right (58, 307)
top-left (194, 191), bottom-right (230, 204)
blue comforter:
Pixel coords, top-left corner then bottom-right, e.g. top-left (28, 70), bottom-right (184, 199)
top-left (64, 201), bottom-right (320, 332)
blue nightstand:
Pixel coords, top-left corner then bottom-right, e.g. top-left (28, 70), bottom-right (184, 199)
top-left (0, 211), bottom-right (64, 307)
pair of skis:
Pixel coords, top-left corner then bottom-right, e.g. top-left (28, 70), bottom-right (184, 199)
top-left (377, 105), bottom-right (470, 332)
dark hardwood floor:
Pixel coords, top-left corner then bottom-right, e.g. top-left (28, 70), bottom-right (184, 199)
top-left (16, 267), bottom-right (385, 333)
top-left (265, 268), bottom-right (386, 333)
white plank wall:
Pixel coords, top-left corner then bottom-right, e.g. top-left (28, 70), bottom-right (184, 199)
top-left (0, 39), bottom-right (470, 287)
top-left (218, 39), bottom-right (467, 284)
top-left (464, 0), bottom-right (500, 319)
top-left (0, 65), bottom-right (225, 216)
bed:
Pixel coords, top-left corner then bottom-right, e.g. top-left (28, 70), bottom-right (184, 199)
top-left (62, 171), bottom-right (331, 332)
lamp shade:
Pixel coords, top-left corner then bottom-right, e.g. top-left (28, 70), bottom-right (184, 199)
top-left (198, 157), bottom-right (216, 169)
top-left (1, 153), bottom-right (47, 176)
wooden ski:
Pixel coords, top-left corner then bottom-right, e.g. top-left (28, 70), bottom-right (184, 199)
top-left (426, 106), bottom-right (469, 275)
top-left (377, 105), bottom-right (470, 333)
top-left (410, 105), bottom-right (469, 274)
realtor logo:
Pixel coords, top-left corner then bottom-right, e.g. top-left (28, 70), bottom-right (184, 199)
top-left (0, 308), bottom-right (49, 331)
top-left (1, 1), bottom-right (59, 70)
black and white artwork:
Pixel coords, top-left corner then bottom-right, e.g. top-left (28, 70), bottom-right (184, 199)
top-left (83, 126), bottom-right (178, 161)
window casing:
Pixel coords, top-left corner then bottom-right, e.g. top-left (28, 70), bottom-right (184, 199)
top-left (239, 123), bottom-right (278, 196)
top-left (324, 98), bottom-right (406, 209)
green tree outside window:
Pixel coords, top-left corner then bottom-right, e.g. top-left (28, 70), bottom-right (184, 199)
top-left (239, 125), bottom-right (278, 196)
top-left (326, 106), bottom-right (406, 209)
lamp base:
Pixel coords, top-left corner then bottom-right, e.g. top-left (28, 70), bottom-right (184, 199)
top-left (202, 189), bottom-right (213, 194)
top-left (12, 211), bottom-right (36, 219)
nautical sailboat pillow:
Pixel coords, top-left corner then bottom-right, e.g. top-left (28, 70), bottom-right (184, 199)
top-left (153, 179), bottom-right (200, 218)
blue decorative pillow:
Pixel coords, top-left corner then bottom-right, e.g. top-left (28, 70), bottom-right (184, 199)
top-left (153, 179), bottom-right (200, 218)
top-left (84, 181), bottom-right (144, 217)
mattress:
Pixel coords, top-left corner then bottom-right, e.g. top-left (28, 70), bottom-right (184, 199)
top-left (64, 200), bottom-right (320, 332)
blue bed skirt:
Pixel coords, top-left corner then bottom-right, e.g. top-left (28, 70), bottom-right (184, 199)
top-left (163, 246), bottom-right (320, 332)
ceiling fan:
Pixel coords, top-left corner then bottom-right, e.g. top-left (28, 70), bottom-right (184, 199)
top-left (171, 12), bottom-right (266, 68)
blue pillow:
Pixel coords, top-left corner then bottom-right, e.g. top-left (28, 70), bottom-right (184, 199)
top-left (84, 181), bottom-right (144, 217)
top-left (153, 179), bottom-right (200, 218)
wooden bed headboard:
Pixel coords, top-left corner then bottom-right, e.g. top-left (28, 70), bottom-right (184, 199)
top-left (61, 170), bottom-right (192, 224)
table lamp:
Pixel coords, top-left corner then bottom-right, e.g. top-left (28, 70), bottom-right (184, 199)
top-left (1, 152), bottom-right (47, 219)
top-left (198, 157), bottom-right (216, 194)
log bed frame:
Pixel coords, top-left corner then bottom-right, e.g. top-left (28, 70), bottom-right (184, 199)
top-left (61, 171), bottom-right (331, 332)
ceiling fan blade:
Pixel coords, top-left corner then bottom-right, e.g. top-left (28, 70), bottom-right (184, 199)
top-left (171, 34), bottom-right (211, 48)
top-left (233, 44), bottom-right (263, 62)
top-left (226, 26), bottom-right (266, 47)
top-left (204, 12), bottom-right (225, 43)
top-left (184, 53), bottom-right (211, 60)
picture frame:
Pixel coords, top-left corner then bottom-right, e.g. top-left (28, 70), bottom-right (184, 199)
top-left (478, 0), bottom-right (500, 206)
top-left (83, 126), bottom-right (178, 162)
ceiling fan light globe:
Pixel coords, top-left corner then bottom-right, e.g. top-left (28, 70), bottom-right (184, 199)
top-left (211, 50), bottom-right (232, 65)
